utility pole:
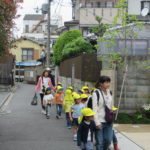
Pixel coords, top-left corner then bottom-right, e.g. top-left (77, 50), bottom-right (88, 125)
top-left (46, 0), bottom-right (52, 68)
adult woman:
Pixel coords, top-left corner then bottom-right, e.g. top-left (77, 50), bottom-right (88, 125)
top-left (92, 76), bottom-right (113, 150)
top-left (35, 70), bottom-right (55, 114)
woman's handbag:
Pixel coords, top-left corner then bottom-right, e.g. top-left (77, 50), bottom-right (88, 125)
top-left (100, 90), bottom-right (115, 124)
top-left (31, 93), bottom-right (38, 105)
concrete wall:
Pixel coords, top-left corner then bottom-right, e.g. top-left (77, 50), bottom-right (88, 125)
top-left (59, 76), bottom-right (95, 91)
top-left (79, 8), bottom-right (119, 25)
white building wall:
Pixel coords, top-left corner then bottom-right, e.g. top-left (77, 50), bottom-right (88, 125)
top-left (128, 0), bottom-right (150, 15)
top-left (23, 20), bottom-right (39, 33)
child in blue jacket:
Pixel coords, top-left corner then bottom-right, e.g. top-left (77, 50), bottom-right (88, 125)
top-left (77, 108), bottom-right (96, 150)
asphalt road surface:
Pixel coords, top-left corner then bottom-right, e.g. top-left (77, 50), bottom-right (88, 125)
top-left (0, 84), bottom-right (79, 150)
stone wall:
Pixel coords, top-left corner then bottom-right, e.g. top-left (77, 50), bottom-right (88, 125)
top-left (59, 76), bottom-right (95, 91)
top-left (116, 56), bottom-right (150, 113)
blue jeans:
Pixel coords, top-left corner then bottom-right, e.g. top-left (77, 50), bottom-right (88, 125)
top-left (95, 123), bottom-right (113, 150)
top-left (45, 104), bottom-right (51, 116)
top-left (56, 104), bottom-right (62, 116)
top-left (66, 113), bottom-right (72, 127)
top-left (113, 130), bottom-right (118, 144)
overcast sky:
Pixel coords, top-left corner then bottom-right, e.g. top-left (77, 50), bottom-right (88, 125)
top-left (14, 0), bottom-right (72, 37)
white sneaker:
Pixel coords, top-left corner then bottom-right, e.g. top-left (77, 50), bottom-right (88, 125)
top-left (41, 110), bottom-right (46, 115)
top-left (73, 135), bottom-right (77, 141)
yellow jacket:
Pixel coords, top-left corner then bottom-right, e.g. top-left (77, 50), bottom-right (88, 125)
top-left (63, 89), bottom-right (74, 112)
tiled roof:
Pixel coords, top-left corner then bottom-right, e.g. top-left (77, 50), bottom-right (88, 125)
top-left (23, 14), bottom-right (45, 21)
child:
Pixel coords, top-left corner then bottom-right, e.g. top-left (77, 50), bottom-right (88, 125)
top-left (80, 94), bottom-right (88, 108)
top-left (63, 89), bottom-right (74, 129)
top-left (69, 94), bottom-right (84, 141)
top-left (77, 108), bottom-right (96, 150)
top-left (54, 87), bottom-right (64, 119)
top-left (43, 87), bottom-right (54, 119)
top-left (82, 86), bottom-right (90, 96)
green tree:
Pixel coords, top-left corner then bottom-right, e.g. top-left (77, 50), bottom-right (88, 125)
top-left (62, 37), bottom-right (94, 60)
top-left (97, 0), bottom-right (143, 69)
top-left (0, 0), bottom-right (17, 56)
top-left (89, 16), bottom-right (107, 37)
top-left (53, 30), bottom-right (82, 65)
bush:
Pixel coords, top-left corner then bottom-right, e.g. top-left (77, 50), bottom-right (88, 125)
top-left (53, 30), bottom-right (82, 65)
top-left (115, 112), bottom-right (150, 124)
top-left (62, 37), bottom-right (94, 60)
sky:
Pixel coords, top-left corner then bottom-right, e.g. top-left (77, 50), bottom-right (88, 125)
top-left (14, 0), bottom-right (72, 37)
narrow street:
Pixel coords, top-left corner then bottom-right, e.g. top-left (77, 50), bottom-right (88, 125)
top-left (0, 84), bottom-right (78, 150)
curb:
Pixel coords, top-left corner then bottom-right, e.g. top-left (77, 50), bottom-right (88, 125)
top-left (0, 85), bottom-right (17, 110)
top-left (0, 93), bottom-right (12, 110)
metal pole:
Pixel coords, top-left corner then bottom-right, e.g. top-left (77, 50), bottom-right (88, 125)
top-left (47, 0), bottom-right (51, 67)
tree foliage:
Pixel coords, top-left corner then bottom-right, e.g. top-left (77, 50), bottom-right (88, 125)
top-left (89, 16), bottom-right (107, 37)
top-left (0, 0), bottom-right (17, 56)
top-left (62, 37), bottom-right (94, 60)
top-left (97, 0), bottom-right (143, 69)
top-left (53, 30), bottom-right (82, 65)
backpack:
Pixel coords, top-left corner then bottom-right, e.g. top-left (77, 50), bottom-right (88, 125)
top-left (87, 90), bottom-right (100, 109)
top-left (87, 89), bottom-right (112, 109)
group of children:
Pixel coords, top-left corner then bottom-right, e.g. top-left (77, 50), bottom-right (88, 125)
top-left (41, 83), bottom-right (119, 150)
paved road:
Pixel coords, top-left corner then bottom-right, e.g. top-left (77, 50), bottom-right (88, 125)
top-left (0, 83), bottom-right (145, 150)
top-left (0, 84), bottom-right (79, 150)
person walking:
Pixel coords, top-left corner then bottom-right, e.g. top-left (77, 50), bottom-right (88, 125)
top-left (35, 70), bottom-right (55, 114)
top-left (43, 87), bottom-right (54, 119)
top-left (54, 87), bottom-right (64, 119)
top-left (45, 68), bottom-right (55, 87)
top-left (63, 89), bottom-right (74, 129)
top-left (69, 94), bottom-right (84, 141)
top-left (77, 108), bottom-right (96, 150)
top-left (92, 76), bottom-right (113, 150)
top-left (40, 49), bottom-right (46, 66)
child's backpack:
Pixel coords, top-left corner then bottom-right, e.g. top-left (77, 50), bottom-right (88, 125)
top-left (87, 90), bottom-right (112, 109)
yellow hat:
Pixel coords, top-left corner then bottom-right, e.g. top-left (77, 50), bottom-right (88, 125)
top-left (57, 86), bottom-right (63, 91)
top-left (81, 108), bottom-right (96, 117)
top-left (72, 91), bottom-right (77, 96)
top-left (73, 94), bottom-right (81, 100)
top-left (80, 94), bottom-right (88, 99)
top-left (65, 89), bottom-right (72, 94)
top-left (112, 106), bottom-right (118, 111)
top-left (78, 108), bottom-right (96, 124)
top-left (68, 86), bottom-right (74, 90)
top-left (82, 86), bottom-right (89, 90)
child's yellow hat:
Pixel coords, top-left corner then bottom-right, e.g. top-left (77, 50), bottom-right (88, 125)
top-left (78, 108), bottom-right (96, 124)
top-left (82, 86), bottom-right (89, 90)
top-left (80, 94), bottom-right (88, 99)
top-left (73, 94), bottom-right (80, 100)
top-left (81, 108), bottom-right (96, 117)
top-left (65, 89), bottom-right (72, 94)
top-left (68, 86), bottom-right (74, 90)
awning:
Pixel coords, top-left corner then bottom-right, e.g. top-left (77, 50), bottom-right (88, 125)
top-left (16, 61), bottom-right (42, 66)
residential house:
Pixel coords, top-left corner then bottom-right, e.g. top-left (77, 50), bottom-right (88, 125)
top-left (128, 0), bottom-right (150, 21)
top-left (22, 14), bottom-right (60, 49)
top-left (10, 37), bottom-right (45, 62)
top-left (57, 0), bottom-right (119, 36)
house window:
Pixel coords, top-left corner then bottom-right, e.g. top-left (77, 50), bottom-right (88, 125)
top-left (100, 2), bottom-right (106, 8)
top-left (91, 2), bottom-right (93, 8)
top-left (22, 48), bottom-right (33, 61)
top-left (97, 2), bottom-right (101, 8)
top-left (107, 2), bottom-right (113, 8)
top-left (141, 1), bottom-right (150, 15)
top-left (25, 25), bottom-right (29, 33)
